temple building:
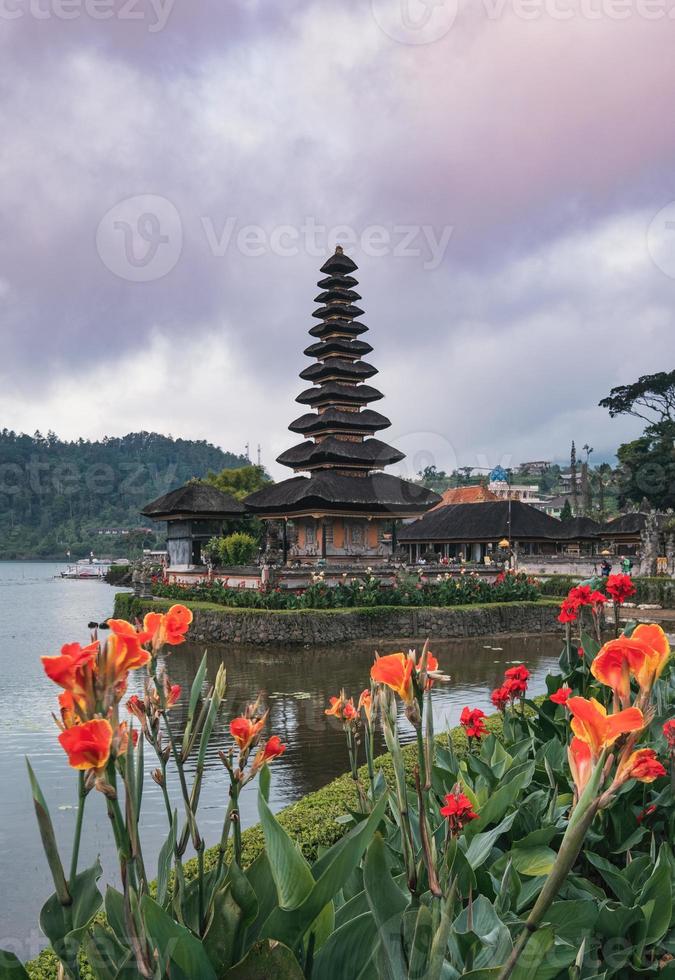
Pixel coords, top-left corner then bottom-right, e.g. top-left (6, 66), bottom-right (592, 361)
top-left (245, 247), bottom-right (440, 563)
top-left (142, 482), bottom-right (246, 569)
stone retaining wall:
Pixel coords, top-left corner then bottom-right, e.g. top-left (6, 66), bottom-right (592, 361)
top-left (114, 596), bottom-right (562, 645)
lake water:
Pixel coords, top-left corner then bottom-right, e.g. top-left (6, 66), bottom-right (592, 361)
top-left (0, 561), bottom-right (562, 956)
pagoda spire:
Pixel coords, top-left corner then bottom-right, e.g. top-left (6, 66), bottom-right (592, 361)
top-left (278, 246), bottom-right (404, 473)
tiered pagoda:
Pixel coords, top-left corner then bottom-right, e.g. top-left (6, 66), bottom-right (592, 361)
top-left (245, 247), bottom-right (440, 563)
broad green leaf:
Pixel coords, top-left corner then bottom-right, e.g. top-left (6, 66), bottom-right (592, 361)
top-left (0, 951), bottom-right (29, 978)
top-left (141, 894), bottom-right (217, 979)
top-left (464, 812), bottom-right (517, 870)
top-left (595, 902), bottom-right (644, 941)
top-left (509, 925), bottom-right (554, 979)
top-left (465, 763), bottom-right (534, 838)
top-left (259, 792), bottom-right (387, 951)
top-left (510, 845), bottom-right (557, 877)
top-left (83, 923), bottom-right (134, 980)
top-left (312, 912), bottom-right (378, 980)
top-left (258, 781), bottom-right (315, 910)
top-left (104, 886), bottom-right (127, 945)
top-left (585, 852), bottom-right (635, 906)
top-left (639, 844), bottom-right (673, 946)
top-left (182, 651), bottom-right (208, 756)
top-left (407, 904), bottom-right (432, 980)
top-left (224, 939), bottom-right (305, 979)
top-left (543, 900), bottom-right (598, 941)
top-left (40, 859), bottom-right (103, 978)
top-left (364, 832), bottom-right (409, 980)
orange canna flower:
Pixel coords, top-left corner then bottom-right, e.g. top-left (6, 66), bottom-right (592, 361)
top-left (106, 633), bottom-right (151, 682)
top-left (42, 641), bottom-right (98, 697)
top-left (143, 604), bottom-right (193, 650)
top-left (166, 684), bottom-right (181, 708)
top-left (550, 686), bottom-right (572, 706)
top-left (371, 653), bottom-right (415, 704)
top-left (58, 718), bottom-right (113, 770)
top-left (567, 696), bottom-right (645, 758)
top-left (591, 637), bottom-right (651, 704)
top-left (567, 736), bottom-right (593, 796)
top-left (616, 747), bottom-right (666, 784)
top-left (230, 715), bottom-right (266, 752)
top-left (325, 693), bottom-right (357, 722)
top-left (357, 689), bottom-right (373, 723)
top-left (631, 624), bottom-right (670, 691)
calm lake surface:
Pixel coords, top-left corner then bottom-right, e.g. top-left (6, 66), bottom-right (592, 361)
top-left (0, 561), bottom-right (563, 954)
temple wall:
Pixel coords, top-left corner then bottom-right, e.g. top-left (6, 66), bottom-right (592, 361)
top-left (114, 596), bottom-right (561, 646)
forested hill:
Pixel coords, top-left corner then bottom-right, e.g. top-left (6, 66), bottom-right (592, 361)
top-left (0, 430), bottom-right (248, 560)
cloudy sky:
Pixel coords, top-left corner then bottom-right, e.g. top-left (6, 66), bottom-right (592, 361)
top-left (1, 0), bottom-right (675, 479)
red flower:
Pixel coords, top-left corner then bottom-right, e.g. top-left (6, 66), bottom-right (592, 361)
top-left (558, 598), bottom-right (580, 623)
top-left (637, 804), bottom-right (657, 824)
top-left (325, 694), bottom-right (358, 722)
top-left (550, 685), bottom-right (572, 706)
top-left (504, 664), bottom-right (529, 696)
top-left (605, 574), bottom-right (636, 605)
top-left (460, 706), bottom-right (487, 739)
top-left (230, 715), bottom-right (265, 751)
top-left (664, 719), bottom-right (675, 751)
top-left (254, 735), bottom-right (286, 768)
top-left (569, 585), bottom-right (593, 605)
top-left (58, 718), bottom-right (113, 771)
top-left (490, 685), bottom-right (510, 711)
top-left (440, 788), bottom-right (478, 834)
top-left (589, 590), bottom-right (608, 607)
top-left (617, 748), bottom-right (666, 784)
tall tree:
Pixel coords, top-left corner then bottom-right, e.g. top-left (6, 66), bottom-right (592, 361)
top-left (600, 372), bottom-right (675, 511)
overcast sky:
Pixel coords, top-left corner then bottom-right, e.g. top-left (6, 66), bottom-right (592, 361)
top-left (1, 0), bottom-right (674, 480)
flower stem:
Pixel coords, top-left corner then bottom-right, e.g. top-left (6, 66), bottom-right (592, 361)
top-left (69, 772), bottom-right (86, 888)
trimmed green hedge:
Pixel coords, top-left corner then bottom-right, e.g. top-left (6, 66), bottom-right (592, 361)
top-left (26, 710), bottom-right (508, 979)
top-left (113, 593), bottom-right (560, 622)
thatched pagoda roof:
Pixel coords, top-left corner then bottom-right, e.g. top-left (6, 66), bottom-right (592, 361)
top-left (398, 500), bottom-right (564, 542)
top-left (142, 482), bottom-right (245, 520)
top-left (555, 516), bottom-right (603, 539)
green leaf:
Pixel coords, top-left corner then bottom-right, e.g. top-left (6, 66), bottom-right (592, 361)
top-left (182, 651), bottom-right (208, 756)
top-left (83, 923), bottom-right (134, 980)
top-left (311, 912), bottom-right (378, 980)
top-left (585, 852), bottom-right (635, 906)
top-left (104, 886), bottom-right (127, 945)
top-left (464, 812), bottom-right (517, 870)
top-left (141, 894), bottom-right (217, 979)
top-left (465, 763), bottom-right (534, 838)
top-left (40, 859), bottom-right (103, 978)
top-left (224, 940), bottom-right (305, 979)
top-left (0, 951), bottom-right (30, 978)
top-left (259, 794), bottom-right (388, 951)
top-left (510, 845), bottom-right (557, 877)
top-left (258, 778), bottom-right (320, 910)
top-left (156, 811), bottom-right (177, 909)
top-left (407, 904), bottom-right (433, 980)
top-left (639, 844), bottom-right (673, 945)
top-left (595, 902), bottom-right (644, 941)
top-left (509, 925), bottom-right (554, 979)
top-left (26, 759), bottom-right (70, 907)
top-left (543, 900), bottom-right (598, 941)
top-left (364, 832), bottom-right (409, 980)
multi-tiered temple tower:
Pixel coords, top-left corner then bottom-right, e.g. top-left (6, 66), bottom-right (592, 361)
top-left (245, 247), bottom-right (439, 563)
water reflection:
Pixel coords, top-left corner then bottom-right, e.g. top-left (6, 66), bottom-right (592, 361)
top-left (0, 562), bottom-right (562, 952)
